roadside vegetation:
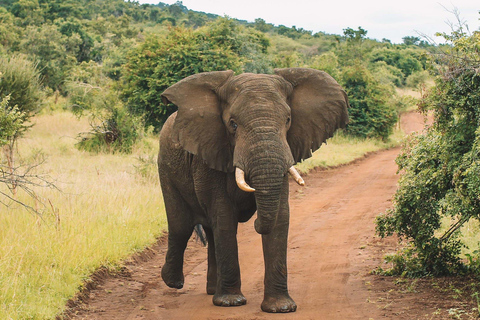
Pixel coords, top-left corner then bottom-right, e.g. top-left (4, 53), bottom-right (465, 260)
top-left (376, 26), bottom-right (480, 277)
top-left (0, 0), bottom-right (444, 318)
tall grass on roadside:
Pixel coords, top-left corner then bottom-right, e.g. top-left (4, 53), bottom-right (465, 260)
top-left (0, 111), bottom-right (166, 319)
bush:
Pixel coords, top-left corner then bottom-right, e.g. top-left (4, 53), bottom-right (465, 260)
top-left (405, 70), bottom-right (430, 90)
top-left (310, 52), bottom-right (340, 80)
top-left (0, 95), bottom-right (25, 147)
top-left (0, 54), bottom-right (44, 120)
top-left (67, 61), bottom-right (142, 153)
top-left (340, 64), bottom-right (398, 140)
top-left (370, 61), bottom-right (404, 88)
top-left (75, 104), bottom-right (142, 153)
top-left (370, 48), bottom-right (425, 80)
top-left (376, 30), bottom-right (480, 276)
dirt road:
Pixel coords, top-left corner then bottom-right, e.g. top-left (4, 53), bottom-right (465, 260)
top-left (70, 112), bottom-right (433, 320)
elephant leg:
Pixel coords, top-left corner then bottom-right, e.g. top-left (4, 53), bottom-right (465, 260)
top-left (211, 210), bottom-right (246, 307)
top-left (160, 181), bottom-right (194, 289)
top-left (204, 227), bottom-right (217, 295)
top-left (261, 183), bottom-right (297, 313)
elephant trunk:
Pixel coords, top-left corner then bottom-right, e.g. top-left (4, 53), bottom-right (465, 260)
top-left (247, 139), bottom-right (289, 235)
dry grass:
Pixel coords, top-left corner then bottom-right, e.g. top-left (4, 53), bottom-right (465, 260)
top-left (0, 111), bottom-right (166, 319)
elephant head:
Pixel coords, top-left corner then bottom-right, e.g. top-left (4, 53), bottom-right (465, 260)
top-left (161, 68), bottom-right (349, 234)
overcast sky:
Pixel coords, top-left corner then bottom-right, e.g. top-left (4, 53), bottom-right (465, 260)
top-left (137, 0), bottom-right (479, 44)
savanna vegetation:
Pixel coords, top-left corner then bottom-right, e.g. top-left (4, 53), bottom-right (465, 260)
top-left (0, 0), bottom-right (444, 318)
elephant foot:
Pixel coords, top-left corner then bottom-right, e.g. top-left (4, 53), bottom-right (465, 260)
top-left (213, 292), bottom-right (247, 307)
top-left (261, 294), bottom-right (297, 313)
top-left (161, 263), bottom-right (184, 289)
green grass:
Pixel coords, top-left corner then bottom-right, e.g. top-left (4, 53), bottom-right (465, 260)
top-left (0, 110), bottom-right (405, 319)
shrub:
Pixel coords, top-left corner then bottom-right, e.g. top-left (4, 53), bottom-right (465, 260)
top-left (0, 54), bottom-right (44, 120)
top-left (310, 51), bottom-right (340, 80)
top-left (376, 30), bottom-right (480, 276)
top-left (0, 95), bottom-right (25, 147)
top-left (340, 64), bottom-right (398, 140)
top-left (405, 70), bottom-right (430, 90)
top-left (370, 61), bottom-right (404, 87)
top-left (370, 48), bottom-right (425, 79)
top-left (67, 61), bottom-right (142, 153)
top-left (75, 104), bottom-right (142, 153)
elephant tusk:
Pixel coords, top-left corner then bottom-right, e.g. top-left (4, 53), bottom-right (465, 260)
top-left (235, 168), bottom-right (255, 192)
top-left (289, 166), bottom-right (305, 186)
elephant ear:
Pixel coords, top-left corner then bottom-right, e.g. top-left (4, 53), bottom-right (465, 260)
top-left (161, 70), bottom-right (234, 172)
top-left (275, 68), bottom-right (349, 163)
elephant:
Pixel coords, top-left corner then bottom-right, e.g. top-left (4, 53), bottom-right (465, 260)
top-left (157, 67), bottom-right (349, 312)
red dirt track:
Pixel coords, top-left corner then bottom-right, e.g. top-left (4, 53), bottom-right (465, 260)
top-left (71, 112), bottom-right (447, 320)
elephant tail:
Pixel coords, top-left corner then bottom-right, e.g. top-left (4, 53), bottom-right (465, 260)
top-left (194, 224), bottom-right (207, 246)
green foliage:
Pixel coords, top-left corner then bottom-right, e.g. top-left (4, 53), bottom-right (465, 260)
top-left (370, 48), bottom-right (426, 80)
top-left (310, 52), bottom-right (339, 80)
top-left (75, 104), bottom-right (142, 153)
top-left (376, 30), bottom-right (480, 276)
top-left (0, 54), bottom-right (44, 121)
top-left (201, 17), bottom-right (272, 73)
top-left (19, 24), bottom-right (78, 91)
top-left (343, 26), bottom-right (368, 42)
top-left (276, 25), bottom-right (313, 39)
top-left (0, 95), bottom-right (25, 147)
top-left (370, 61), bottom-right (404, 87)
top-left (341, 64), bottom-right (398, 140)
top-left (405, 70), bottom-right (430, 90)
top-left (66, 61), bottom-right (142, 153)
top-left (122, 24), bottom-right (247, 130)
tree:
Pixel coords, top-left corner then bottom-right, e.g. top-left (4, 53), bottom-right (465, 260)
top-left (402, 36), bottom-right (421, 46)
top-left (121, 26), bottom-right (243, 130)
top-left (19, 24), bottom-right (78, 91)
top-left (336, 27), bottom-right (373, 65)
top-left (343, 26), bottom-right (367, 42)
top-left (376, 29), bottom-right (480, 276)
top-left (254, 18), bottom-right (272, 33)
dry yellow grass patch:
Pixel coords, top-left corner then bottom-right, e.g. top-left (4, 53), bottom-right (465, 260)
top-left (0, 111), bottom-right (166, 319)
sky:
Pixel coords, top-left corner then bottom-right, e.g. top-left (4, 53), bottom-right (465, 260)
top-left (137, 0), bottom-right (480, 44)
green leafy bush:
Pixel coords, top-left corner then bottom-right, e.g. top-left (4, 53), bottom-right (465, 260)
top-left (67, 61), bottom-right (142, 153)
top-left (370, 61), bottom-right (404, 87)
top-left (310, 52), bottom-right (340, 80)
top-left (405, 70), bottom-right (430, 90)
top-left (0, 95), bottom-right (25, 147)
top-left (340, 64), bottom-right (398, 140)
top-left (75, 104), bottom-right (142, 153)
top-left (376, 30), bottom-right (480, 276)
top-left (0, 54), bottom-right (44, 120)
top-left (370, 47), bottom-right (426, 80)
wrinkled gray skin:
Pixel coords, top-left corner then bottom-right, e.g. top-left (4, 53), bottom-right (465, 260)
top-left (158, 68), bottom-right (349, 312)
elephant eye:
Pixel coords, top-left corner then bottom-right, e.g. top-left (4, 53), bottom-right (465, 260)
top-left (286, 117), bottom-right (291, 125)
top-left (230, 119), bottom-right (238, 131)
